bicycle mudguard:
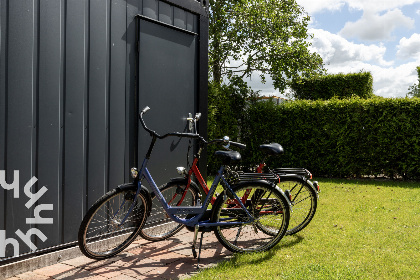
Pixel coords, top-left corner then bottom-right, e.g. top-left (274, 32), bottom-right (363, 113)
top-left (167, 177), bottom-right (202, 199)
top-left (276, 173), bottom-right (305, 181)
top-left (168, 177), bottom-right (189, 183)
top-left (116, 183), bottom-right (153, 216)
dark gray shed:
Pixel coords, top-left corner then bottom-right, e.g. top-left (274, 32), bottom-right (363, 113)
top-left (0, 0), bottom-right (208, 262)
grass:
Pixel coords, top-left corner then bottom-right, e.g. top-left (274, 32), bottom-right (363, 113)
top-left (192, 178), bottom-right (420, 279)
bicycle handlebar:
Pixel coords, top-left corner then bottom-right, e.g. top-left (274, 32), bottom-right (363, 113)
top-left (139, 106), bottom-right (246, 150)
top-left (139, 106), bottom-right (207, 142)
top-left (208, 138), bottom-right (247, 150)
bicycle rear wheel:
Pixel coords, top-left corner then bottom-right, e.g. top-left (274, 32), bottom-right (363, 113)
top-left (138, 179), bottom-right (199, 241)
top-left (277, 177), bottom-right (317, 235)
top-left (211, 181), bottom-right (290, 253)
top-left (78, 186), bottom-right (148, 259)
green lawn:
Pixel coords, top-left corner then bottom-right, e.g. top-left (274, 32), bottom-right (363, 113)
top-left (192, 178), bottom-right (420, 279)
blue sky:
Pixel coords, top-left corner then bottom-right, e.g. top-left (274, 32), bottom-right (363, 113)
top-left (250, 0), bottom-right (420, 98)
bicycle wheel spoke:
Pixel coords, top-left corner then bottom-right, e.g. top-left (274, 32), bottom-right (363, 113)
top-left (277, 179), bottom-right (317, 235)
top-left (233, 226), bottom-right (243, 245)
top-left (213, 182), bottom-right (289, 253)
top-left (78, 187), bottom-right (148, 259)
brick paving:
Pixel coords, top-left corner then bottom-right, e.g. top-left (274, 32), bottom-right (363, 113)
top-left (10, 228), bottom-right (232, 280)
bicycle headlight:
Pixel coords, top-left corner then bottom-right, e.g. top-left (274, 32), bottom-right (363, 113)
top-left (176, 167), bottom-right (187, 176)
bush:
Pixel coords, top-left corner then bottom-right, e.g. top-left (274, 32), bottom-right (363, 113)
top-left (290, 72), bottom-right (374, 100)
top-left (239, 97), bottom-right (420, 179)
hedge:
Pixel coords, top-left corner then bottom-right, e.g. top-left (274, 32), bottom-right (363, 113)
top-left (238, 97), bottom-right (420, 179)
top-left (290, 72), bottom-right (374, 100)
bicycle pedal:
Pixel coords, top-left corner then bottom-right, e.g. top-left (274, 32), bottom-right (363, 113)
top-left (192, 246), bottom-right (197, 259)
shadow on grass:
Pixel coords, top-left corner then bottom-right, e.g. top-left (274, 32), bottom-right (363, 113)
top-left (218, 234), bottom-right (304, 268)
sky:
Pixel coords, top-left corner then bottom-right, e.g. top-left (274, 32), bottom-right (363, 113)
top-left (249, 0), bottom-right (420, 98)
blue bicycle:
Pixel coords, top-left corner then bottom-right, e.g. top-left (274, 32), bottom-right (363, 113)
top-left (78, 107), bottom-right (291, 260)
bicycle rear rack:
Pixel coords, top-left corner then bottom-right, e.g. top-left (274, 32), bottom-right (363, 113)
top-left (236, 172), bottom-right (279, 182)
top-left (272, 168), bottom-right (312, 179)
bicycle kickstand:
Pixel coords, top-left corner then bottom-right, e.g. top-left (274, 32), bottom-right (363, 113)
top-left (191, 225), bottom-right (205, 269)
top-left (192, 225), bottom-right (199, 259)
top-left (197, 231), bottom-right (205, 269)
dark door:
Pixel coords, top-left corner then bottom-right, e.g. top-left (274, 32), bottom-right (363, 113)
top-left (137, 18), bottom-right (198, 188)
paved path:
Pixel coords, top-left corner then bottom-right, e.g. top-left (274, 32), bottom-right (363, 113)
top-left (7, 228), bottom-right (232, 280)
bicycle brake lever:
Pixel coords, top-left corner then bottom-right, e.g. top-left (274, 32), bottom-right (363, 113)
top-left (142, 106), bottom-right (150, 114)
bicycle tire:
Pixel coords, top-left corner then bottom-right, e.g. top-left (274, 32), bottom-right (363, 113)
top-left (138, 179), bottom-right (199, 241)
top-left (277, 176), bottom-right (318, 235)
top-left (78, 186), bottom-right (148, 259)
top-left (211, 181), bottom-right (290, 253)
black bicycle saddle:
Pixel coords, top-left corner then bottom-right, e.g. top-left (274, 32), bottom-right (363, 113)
top-left (259, 143), bottom-right (284, 155)
top-left (214, 150), bottom-right (242, 164)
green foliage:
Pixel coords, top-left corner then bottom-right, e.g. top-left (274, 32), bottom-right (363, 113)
top-left (207, 76), bottom-right (257, 173)
top-left (290, 72), bottom-right (374, 100)
top-left (239, 97), bottom-right (420, 179)
top-left (209, 0), bottom-right (324, 90)
top-left (407, 66), bottom-right (420, 98)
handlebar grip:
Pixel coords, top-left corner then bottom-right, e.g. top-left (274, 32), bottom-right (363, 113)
top-left (142, 106), bottom-right (150, 114)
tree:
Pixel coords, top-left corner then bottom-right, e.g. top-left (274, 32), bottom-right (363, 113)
top-left (209, 0), bottom-right (325, 91)
top-left (407, 66), bottom-right (420, 98)
top-left (207, 76), bottom-right (258, 173)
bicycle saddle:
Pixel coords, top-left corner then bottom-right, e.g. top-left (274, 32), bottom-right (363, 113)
top-left (259, 143), bottom-right (284, 155)
top-left (214, 150), bottom-right (242, 164)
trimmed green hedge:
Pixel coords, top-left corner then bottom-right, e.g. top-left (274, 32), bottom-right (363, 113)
top-left (239, 97), bottom-right (420, 179)
top-left (290, 72), bottom-right (374, 100)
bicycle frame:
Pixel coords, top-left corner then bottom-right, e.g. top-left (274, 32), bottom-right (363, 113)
top-left (132, 117), bottom-right (256, 229)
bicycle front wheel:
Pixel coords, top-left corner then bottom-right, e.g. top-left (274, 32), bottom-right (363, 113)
top-left (211, 181), bottom-right (290, 253)
top-left (78, 186), bottom-right (148, 259)
top-left (138, 180), bottom-right (198, 241)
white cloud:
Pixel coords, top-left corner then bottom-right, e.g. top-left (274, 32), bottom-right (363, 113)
top-left (368, 62), bottom-right (420, 97)
top-left (297, 0), bottom-right (420, 14)
top-left (268, 1), bottom-right (420, 98)
top-left (307, 30), bottom-right (420, 97)
top-left (310, 29), bottom-right (393, 66)
top-left (343, 0), bottom-right (420, 13)
top-left (397, 33), bottom-right (420, 59)
top-left (296, 0), bottom-right (346, 14)
top-left (299, 59), bottom-right (419, 98)
top-left (249, 61), bottom-right (420, 98)
top-left (339, 9), bottom-right (414, 41)
top-left (243, 29), bottom-right (419, 98)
